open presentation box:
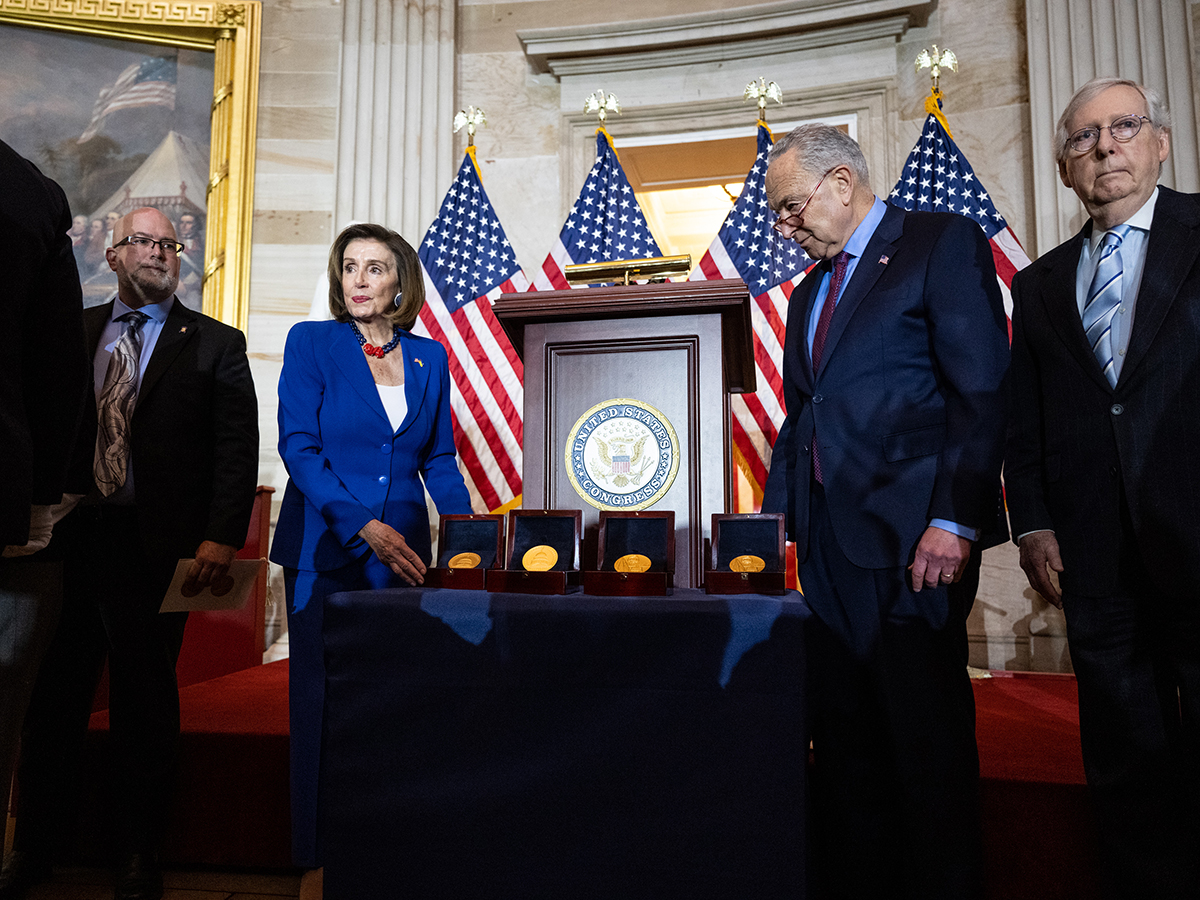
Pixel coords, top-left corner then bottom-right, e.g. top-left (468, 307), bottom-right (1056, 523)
top-left (704, 513), bottom-right (786, 595)
top-left (486, 509), bottom-right (582, 594)
top-left (424, 514), bottom-right (506, 590)
top-left (583, 510), bottom-right (674, 596)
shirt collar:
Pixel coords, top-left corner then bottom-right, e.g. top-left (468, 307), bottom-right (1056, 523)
top-left (1088, 187), bottom-right (1158, 252)
top-left (111, 294), bottom-right (173, 325)
top-left (841, 195), bottom-right (886, 261)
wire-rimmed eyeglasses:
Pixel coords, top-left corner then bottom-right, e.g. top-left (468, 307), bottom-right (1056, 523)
top-left (114, 235), bottom-right (186, 255)
top-left (771, 167), bottom-right (836, 235)
top-left (1067, 115), bottom-right (1151, 154)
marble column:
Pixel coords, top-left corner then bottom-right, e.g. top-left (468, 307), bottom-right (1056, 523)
top-left (1025, 0), bottom-right (1197, 251)
top-left (334, 0), bottom-right (456, 240)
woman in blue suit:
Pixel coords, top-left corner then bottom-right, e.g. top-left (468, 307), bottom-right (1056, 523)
top-left (270, 223), bottom-right (471, 888)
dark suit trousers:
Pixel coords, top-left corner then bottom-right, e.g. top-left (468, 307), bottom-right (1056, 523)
top-left (1062, 497), bottom-right (1200, 899)
top-left (0, 554), bottom-right (64, 837)
top-left (802, 483), bottom-right (981, 900)
top-left (15, 506), bottom-right (188, 859)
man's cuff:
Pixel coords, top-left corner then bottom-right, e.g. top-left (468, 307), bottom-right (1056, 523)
top-left (1016, 528), bottom-right (1054, 542)
top-left (929, 518), bottom-right (979, 542)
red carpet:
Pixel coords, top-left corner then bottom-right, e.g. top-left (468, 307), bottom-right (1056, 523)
top-left (82, 664), bottom-right (1104, 895)
top-left (974, 672), bottom-right (1102, 900)
top-left (85, 660), bottom-right (292, 869)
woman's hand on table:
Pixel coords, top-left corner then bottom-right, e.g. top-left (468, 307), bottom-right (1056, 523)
top-left (358, 519), bottom-right (426, 585)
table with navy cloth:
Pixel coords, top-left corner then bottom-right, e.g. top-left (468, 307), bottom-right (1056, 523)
top-left (319, 587), bottom-right (809, 900)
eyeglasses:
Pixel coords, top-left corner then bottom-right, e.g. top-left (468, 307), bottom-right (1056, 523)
top-left (1067, 115), bottom-right (1151, 153)
top-left (772, 167), bottom-right (835, 235)
top-left (114, 235), bottom-right (185, 255)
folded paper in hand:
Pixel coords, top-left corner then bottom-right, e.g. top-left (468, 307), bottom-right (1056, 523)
top-left (160, 558), bottom-right (266, 612)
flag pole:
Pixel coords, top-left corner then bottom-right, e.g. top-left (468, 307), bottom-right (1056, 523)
top-left (915, 45), bottom-right (958, 137)
top-left (744, 77), bottom-right (783, 134)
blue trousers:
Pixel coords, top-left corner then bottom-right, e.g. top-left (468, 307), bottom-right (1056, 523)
top-left (284, 553), bottom-right (397, 867)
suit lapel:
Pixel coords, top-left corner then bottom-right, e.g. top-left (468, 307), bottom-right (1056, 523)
top-left (85, 301), bottom-right (113, 360)
top-left (328, 323), bottom-right (390, 426)
top-left (815, 204), bottom-right (903, 375)
top-left (397, 331), bottom-right (433, 436)
top-left (1035, 229), bottom-right (1113, 392)
top-left (1120, 187), bottom-right (1200, 384)
top-left (138, 298), bottom-right (197, 405)
top-left (793, 265), bottom-right (822, 390)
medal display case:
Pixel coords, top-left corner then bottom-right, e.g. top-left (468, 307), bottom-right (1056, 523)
top-left (486, 509), bottom-right (582, 594)
top-left (424, 514), bottom-right (506, 591)
top-left (704, 513), bottom-right (787, 595)
top-left (583, 510), bottom-right (675, 596)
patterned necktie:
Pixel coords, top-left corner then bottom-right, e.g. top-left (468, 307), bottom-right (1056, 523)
top-left (811, 250), bottom-right (851, 484)
top-left (94, 310), bottom-right (149, 496)
top-left (1082, 225), bottom-right (1130, 388)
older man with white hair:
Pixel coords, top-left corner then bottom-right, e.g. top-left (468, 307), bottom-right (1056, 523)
top-left (1007, 77), bottom-right (1200, 898)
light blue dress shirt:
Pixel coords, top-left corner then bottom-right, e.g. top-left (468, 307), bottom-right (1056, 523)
top-left (1074, 188), bottom-right (1156, 384)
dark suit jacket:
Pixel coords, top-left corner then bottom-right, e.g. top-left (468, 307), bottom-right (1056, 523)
top-left (762, 203), bottom-right (1010, 572)
top-left (270, 320), bottom-right (471, 573)
top-left (78, 298), bottom-right (260, 561)
top-left (1007, 186), bottom-right (1200, 600)
top-left (0, 140), bottom-right (89, 545)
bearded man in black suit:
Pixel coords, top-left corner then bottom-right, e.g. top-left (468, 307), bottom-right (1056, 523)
top-left (1007, 77), bottom-right (1200, 899)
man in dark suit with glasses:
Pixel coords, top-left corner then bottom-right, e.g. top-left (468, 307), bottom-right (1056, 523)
top-left (1007, 77), bottom-right (1200, 899)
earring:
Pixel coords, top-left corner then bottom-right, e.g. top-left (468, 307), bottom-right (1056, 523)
top-left (394, 292), bottom-right (403, 308)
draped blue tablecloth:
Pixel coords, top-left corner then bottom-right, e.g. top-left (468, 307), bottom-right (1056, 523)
top-left (321, 587), bottom-right (809, 900)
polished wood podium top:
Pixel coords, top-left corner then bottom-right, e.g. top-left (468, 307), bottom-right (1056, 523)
top-left (493, 277), bottom-right (756, 393)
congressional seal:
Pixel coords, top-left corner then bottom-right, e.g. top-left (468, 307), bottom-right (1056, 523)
top-left (565, 398), bottom-right (680, 512)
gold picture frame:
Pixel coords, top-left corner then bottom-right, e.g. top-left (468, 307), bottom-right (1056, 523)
top-left (0, 0), bottom-right (261, 332)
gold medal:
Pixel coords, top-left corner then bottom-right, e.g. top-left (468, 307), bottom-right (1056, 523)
top-left (522, 545), bottom-right (558, 572)
top-left (447, 552), bottom-right (481, 569)
top-left (614, 553), bottom-right (651, 573)
top-left (729, 554), bottom-right (765, 573)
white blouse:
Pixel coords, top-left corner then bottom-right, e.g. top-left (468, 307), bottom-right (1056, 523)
top-left (375, 383), bottom-right (408, 432)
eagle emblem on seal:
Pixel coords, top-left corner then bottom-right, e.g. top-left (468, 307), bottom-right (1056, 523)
top-left (593, 434), bottom-right (650, 487)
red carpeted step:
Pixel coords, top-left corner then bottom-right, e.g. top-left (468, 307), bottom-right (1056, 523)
top-left (85, 660), bottom-right (292, 869)
top-left (973, 671), bottom-right (1101, 900)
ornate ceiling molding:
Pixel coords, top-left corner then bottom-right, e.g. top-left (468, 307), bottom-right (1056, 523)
top-left (518, 0), bottom-right (935, 77)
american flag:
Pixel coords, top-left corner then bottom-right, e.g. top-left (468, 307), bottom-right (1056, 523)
top-left (530, 128), bottom-right (662, 290)
top-left (887, 108), bottom-right (1030, 313)
top-left (79, 55), bottom-right (177, 143)
top-left (689, 123), bottom-right (813, 509)
top-left (415, 148), bottom-right (528, 513)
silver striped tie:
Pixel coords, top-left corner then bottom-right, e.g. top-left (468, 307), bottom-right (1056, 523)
top-left (1081, 225), bottom-right (1130, 387)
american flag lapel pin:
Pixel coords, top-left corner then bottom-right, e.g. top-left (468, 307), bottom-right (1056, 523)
top-left (879, 255), bottom-right (890, 265)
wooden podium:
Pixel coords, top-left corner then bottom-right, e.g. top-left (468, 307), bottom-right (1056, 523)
top-left (494, 279), bottom-right (756, 589)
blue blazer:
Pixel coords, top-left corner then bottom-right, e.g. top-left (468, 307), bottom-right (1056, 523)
top-left (270, 320), bottom-right (471, 572)
top-left (763, 204), bottom-right (1009, 572)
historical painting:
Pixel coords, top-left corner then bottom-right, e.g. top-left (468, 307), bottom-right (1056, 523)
top-left (0, 24), bottom-right (215, 308)
top-left (0, 1), bottom-right (260, 330)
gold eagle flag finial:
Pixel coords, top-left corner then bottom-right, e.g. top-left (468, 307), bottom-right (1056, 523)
top-left (583, 89), bottom-right (621, 124)
top-left (915, 45), bottom-right (958, 92)
top-left (915, 46), bottom-right (958, 137)
top-left (744, 77), bottom-right (783, 125)
top-left (453, 106), bottom-right (487, 147)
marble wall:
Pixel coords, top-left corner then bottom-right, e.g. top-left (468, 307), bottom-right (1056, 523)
top-left (245, 0), bottom-right (1194, 667)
